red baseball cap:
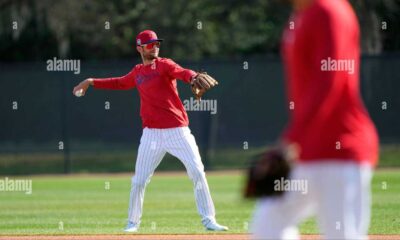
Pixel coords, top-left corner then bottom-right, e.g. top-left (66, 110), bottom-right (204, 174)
top-left (136, 30), bottom-right (163, 46)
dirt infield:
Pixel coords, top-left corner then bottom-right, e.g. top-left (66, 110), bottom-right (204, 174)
top-left (1, 235), bottom-right (399, 240)
top-left (1, 235), bottom-right (256, 240)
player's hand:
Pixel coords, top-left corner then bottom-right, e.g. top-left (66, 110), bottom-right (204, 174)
top-left (244, 146), bottom-right (295, 199)
top-left (276, 141), bottom-right (300, 162)
top-left (72, 78), bottom-right (93, 97)
top-left (191, 72), bottom-right (218, 100)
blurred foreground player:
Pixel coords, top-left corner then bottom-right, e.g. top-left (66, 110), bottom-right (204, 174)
top-left (250, 0), bottom-right (379, 239)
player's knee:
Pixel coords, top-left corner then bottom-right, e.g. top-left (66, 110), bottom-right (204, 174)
top-left (131, 175), bottom-right (150, 188)
top-left (187, 164), bottom-right (206, 181)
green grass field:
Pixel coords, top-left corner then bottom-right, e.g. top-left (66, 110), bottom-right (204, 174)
top-left (1, 144), bottom-right (400, 175)
top-left (0, 170), bottom-right (399, 235)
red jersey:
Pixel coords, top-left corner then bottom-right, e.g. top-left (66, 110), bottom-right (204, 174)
top-left (93, 57), bottom-right (196, 129)
top-left (281, 0), bottom-right (379, 165)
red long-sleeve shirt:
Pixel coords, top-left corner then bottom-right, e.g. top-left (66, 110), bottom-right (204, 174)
top-left (93, 57), bottom-right (196, 129)
top-left (281, 0), bottom-right (378, 165)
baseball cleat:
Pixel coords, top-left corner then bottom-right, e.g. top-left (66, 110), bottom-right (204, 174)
top-left (204, 220), bottom-right (229, 231)
top-left (124, 221), bottom-right (139, 233)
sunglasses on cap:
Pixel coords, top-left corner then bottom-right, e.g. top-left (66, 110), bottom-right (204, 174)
top-left (141, 41), bottom-right (161, 50)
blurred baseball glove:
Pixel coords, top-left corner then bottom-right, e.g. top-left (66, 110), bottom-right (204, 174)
top-left (191, 72), bottom-right (218, 100)
top-left (244, 148), bottom-right (294, 198)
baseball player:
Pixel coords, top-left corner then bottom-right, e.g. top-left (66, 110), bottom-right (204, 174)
top-left (72, 30), bottom-right (228, 232)
top-left (251, 0), bottom-right (379, 239)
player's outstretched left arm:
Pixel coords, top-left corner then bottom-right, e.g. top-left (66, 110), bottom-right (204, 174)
top-left (163, 58), bottom-right (219, 100)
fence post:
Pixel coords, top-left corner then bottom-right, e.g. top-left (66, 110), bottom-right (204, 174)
top-left (61, 75), bottom-right (71, 174)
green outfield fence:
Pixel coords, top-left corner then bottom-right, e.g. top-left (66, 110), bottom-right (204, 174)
top-left (0, 54), bottom-right (399, 174)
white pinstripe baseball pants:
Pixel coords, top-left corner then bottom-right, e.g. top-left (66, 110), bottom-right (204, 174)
top-left (128, 127), bottom-right (216, 225)
top-left (250, 162), bottom-right (373, 240)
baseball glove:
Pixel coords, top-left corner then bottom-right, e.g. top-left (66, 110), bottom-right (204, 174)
top-left (191, 72), bottom-right (218, 100)
top-left (244, 148), bottom-right (293, 198)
